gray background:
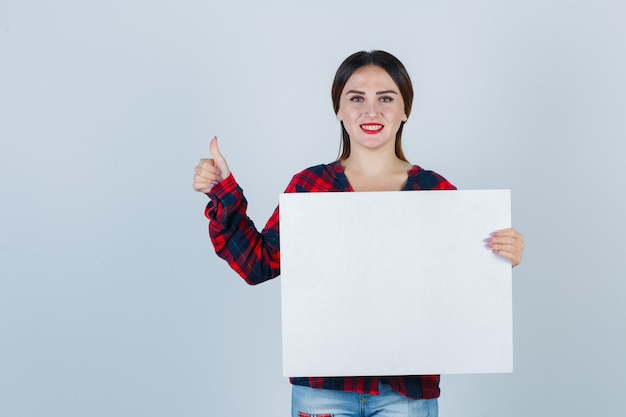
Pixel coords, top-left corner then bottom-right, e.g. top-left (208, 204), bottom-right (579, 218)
top-left (1, 0), bottom-right (624, 416)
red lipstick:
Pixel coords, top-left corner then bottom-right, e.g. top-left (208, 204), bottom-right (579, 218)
top-left (360, 123), bottom-right (384, 134)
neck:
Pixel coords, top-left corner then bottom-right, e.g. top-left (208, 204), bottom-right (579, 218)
top-left (341, 147), bottom-right (409, 177)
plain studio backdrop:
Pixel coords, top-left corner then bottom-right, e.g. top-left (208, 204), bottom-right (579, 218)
top-left (1, 1), bottom-right (624, 416)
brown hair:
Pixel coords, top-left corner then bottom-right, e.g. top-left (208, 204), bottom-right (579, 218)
top-left (331, 50), bottom-right (414, 161)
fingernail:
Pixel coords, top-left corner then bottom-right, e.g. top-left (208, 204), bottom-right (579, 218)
top-left (210, 181), bottom-right (218, 186)
top-left (216, 170), bottom-right (222, 176)
top-left (484, 237), bottom-right (493, 242)
top-left (486, 243), bottom-right (494, 249)
top-left (490, 232), bottom-right (498, 237)
top-left (492, 250), bottom-right (499, 254)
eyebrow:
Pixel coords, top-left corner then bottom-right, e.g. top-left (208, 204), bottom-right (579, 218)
top-left (344, 89), bottom-right (399, 95)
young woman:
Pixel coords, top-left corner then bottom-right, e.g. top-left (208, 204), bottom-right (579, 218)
top-left (193, 50), bottom-right (524, 417)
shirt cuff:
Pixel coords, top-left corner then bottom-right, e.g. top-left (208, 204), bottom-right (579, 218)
top-left (204, 173), bottom-right (238, 220)
top-left (206, 172), bottom-right (237, 199)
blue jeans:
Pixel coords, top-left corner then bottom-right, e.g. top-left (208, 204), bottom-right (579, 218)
top-left (291, 382), bottom-right (438, 417)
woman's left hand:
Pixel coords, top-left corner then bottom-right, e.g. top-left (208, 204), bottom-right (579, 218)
top-left (485, 228), bottom-right (525, 267)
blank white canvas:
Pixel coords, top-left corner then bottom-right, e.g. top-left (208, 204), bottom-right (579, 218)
top-left (280, 190), bottom-right (512, 377)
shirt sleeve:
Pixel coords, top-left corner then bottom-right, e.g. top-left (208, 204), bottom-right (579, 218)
top-left (205, 173), bottom-right (281, 285)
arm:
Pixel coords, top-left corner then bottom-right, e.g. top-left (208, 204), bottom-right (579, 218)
top-left (193, 137), bottom-right (281, 285)
top-left (205, 174), bottom-right (281, 285)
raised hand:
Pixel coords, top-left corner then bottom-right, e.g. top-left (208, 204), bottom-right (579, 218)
top-left (193, 137), bottom-right (231, 193)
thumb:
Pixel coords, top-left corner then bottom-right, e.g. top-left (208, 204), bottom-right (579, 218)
top-left (209, 136), bottom-right (230, 178)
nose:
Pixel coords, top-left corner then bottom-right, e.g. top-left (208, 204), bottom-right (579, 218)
top-left (364, 101), bottom-right (380, 117)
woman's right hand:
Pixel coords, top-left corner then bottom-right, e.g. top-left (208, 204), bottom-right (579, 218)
top-left (193, 136), bottom-right (231, 193)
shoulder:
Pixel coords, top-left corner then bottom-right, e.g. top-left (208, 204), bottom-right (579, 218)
top-left (407, 165), bottom-right (457, 190)
top-left (285, 161), bottom-right (345, 193)
top-left (293, 162), bottom-right (337, 178)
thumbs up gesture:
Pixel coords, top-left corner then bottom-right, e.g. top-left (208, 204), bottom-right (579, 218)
top-left (193, 137), bottom-right (231, 193)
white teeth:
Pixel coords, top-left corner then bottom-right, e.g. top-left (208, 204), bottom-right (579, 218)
top-left (361, 124), bottom-right (382, 131)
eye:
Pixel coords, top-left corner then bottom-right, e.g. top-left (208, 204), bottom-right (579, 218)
top-left (379, 96), bottom-right (393, 103)
top-left (349, 96), bottom-right (364, 102)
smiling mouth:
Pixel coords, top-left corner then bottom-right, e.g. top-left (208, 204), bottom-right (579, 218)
top-left (361, 124), bottom-right (383, 134)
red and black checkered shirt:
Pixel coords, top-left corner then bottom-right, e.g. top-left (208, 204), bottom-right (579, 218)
top-left (205, 161), bottom-right (456, 400)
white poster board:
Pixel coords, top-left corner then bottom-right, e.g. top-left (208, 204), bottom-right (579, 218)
top-left (280, 190), bottom-right (512, 377)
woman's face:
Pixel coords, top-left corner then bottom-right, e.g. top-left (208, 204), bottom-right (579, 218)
top-left (336, 65), bottom-right (407, 154)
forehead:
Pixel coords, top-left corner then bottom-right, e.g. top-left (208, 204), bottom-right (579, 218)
top-left (342, 65), bottom-right (398, 92)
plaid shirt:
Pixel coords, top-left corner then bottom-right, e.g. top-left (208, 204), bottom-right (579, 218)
top-left (206, 161), bottom-right (456, 400)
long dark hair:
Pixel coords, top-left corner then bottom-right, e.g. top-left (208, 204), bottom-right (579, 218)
top-left (331, 50), bottom-right (414, 161)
